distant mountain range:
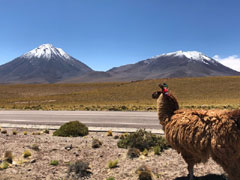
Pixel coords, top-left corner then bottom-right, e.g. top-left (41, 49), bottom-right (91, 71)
top-left (0, 44), bottom-right (239, 84)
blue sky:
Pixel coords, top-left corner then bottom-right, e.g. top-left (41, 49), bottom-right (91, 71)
top-left (0, 0), bottom-right (240, 71)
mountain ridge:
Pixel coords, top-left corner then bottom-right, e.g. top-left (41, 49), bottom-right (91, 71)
top-left (0, 44), bottom-right (239, 84)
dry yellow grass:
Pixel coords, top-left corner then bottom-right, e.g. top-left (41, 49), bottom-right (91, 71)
top-left (0, 76), bottom-right (239, 111)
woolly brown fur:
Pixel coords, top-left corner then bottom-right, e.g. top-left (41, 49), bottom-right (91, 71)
top-left (154, 91), bottom-right (240, 180)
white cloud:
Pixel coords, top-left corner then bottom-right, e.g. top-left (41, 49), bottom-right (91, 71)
top-left (213, 55), bottom-right (240, 72)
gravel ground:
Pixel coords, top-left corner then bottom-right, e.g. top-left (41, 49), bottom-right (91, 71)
top-left (0, 128), bottom-right (227, 180)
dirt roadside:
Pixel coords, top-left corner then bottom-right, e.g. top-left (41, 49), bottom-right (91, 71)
top-left (0, 128), bottom-right (226, 180)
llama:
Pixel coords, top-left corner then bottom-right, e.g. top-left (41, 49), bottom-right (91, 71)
top-left (152, 84), bottom-right (240, 180)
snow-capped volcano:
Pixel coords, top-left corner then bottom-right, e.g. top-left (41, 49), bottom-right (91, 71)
top-left (22, 44), bottom-right (71, 60)
top-left (106, 50), bottom-right (240, 81)
top-left (0, 44), bottom-right (93, 83)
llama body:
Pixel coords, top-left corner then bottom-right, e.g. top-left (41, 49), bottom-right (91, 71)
top-left (154, 92), bottom-right (240, 180)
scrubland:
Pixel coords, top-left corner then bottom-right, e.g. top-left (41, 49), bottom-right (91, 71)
top-left (0, 76), bottom-right (239, 111)
top-left (0, 128), bottom-right (226, 180)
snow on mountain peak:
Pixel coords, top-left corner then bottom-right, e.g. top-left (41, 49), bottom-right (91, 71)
top-left (150, 50), bottom-right (215, 65)
top-left (22, 44), bottom-right (71, 60)
top-left (166, 51), bottom-right (211, 61)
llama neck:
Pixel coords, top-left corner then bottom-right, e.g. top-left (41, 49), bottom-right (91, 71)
top-left (157, 94), bottom-right (175, 129)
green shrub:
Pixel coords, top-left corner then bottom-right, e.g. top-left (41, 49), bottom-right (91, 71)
top-left (31, 144), bottom-right (40, 151)
top-left (142, 149), bottom-right (148, 156)
top-left (127, 148), bottom-right (140, 159)
top-left (50, 160), bottom-right (59, 166)
top-left (117, 129), bottom-right (169, 152)
top-left (136, 165), bottom-right (152, 180)
top-left (1, 129), bottom-right (7, 134)
top-left (12, 130), bottom-right (17, 135)
top-left (0, 161), bottom-right (9, 170)
top-left (32, 132), bottom-right (41, 135)
top-left (68, 161), bottom-right (91, 178)
top-left (120, 133), bottom-right (129, 139)
top-left (4, 151), bottom-right (13, 163)
top-left (154, 146), bottom-right (161, 155)
top-left (53, 121), bottom-right (88, 137)
top-left (107, 160), bottom-right (118, 169)
top-left (24, 131), bottom-right (27, 135)
top-left (43, 129), bottom-right (50, 134)
top-left (139, 171), bottom-right (152, 180)
top-left (23, 150), bottom-right (31, 158)
top-left (106, 177), bottom-right (115, 180)
top-left (92, 138), bottom-right (102, 148)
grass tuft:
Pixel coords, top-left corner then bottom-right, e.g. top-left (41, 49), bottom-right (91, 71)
top-left (23, 150), bottom-right (31, 158)
top-left (4, 151), bottom-right (13, 164)
top-left (12, 130), bottom-right (17, 135)
top-left (1, 129), bottom-right (7, 134)
top-left (107, 160), bottom-right (118, 169)
top-left (50, 160), bottom-right (59, 166)
top-left (0, 161), bottom-right (9, 170)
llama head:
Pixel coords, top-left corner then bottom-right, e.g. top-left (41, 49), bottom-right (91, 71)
top-left (152, 83), bottom-right (179, 114)
top-left (152, 91), bottom-right (162, 99)
top-left (152, 83), bottom-right (165, 99)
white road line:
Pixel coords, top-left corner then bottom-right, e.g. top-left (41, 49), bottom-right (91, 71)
top-left (0, 119), bottom-right (159, 125)
top-left (0, 114), bottom-right (156, 117)
top-left (0, 123), bottom-right (164, 134)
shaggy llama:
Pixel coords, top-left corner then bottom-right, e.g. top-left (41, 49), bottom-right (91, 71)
top-left (152, 84), bottom-right (240, 180)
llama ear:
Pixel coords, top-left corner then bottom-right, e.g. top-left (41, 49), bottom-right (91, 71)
top-left (159, 84), bottom-right (164, 90)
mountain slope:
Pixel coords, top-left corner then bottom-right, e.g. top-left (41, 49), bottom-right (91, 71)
top-left (0, 44), bottom-right (93, 83)
top-left (105, 51), bottom-right (240, 81)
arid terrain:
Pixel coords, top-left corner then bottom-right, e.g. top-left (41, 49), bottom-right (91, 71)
top-left (0, 128), bottom-right (227, 180)
top-left (0, 76), bottom-right (239, 111)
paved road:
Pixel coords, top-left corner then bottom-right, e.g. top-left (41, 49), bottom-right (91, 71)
top-left (0, 111), bottom-right (162, 130)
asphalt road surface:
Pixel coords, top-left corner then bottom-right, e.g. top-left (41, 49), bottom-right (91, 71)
top-left (0, 111), bottom-right (162, 130)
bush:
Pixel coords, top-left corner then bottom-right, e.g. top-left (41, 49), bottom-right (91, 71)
top-left (43, 129), bottom-right (50, 134)
top-left (4, 151), bottom-right (13, 163)
top-left (1, 129), bottom-right (7, 134)
top-left (92, 138), bottom-right (102, 148)
top-left (31, 144), bottom-right (40, 151)
top-left (107, 130), bottom-right (113, 136)
top-left (50, 160), bottom-right (59, 166)
top-left (142, 149), bottom-right (148, 156)
top-left (139, 171), bottom-right (152, 180)
top-left (53, 121), bottom-right (88, 137)
top-left (107, 160), bottom-right (118, 169)
top-left (23, 150), bottom-right (31, 158)
top-left (68, 160), bottom-right (91, 178)
top-left (32, 132), bottom-right (41, 135)
top-left (117, 129), bottom-right (170, 152)
top-left (136, 165), bottom-right (152, 180)
top-left (0, 161), bottom-right (9, 170)
top-left (154, 146), bottom-right (161, 155)
top-left (120, 133), bottom-right (129, 139)
top-left (127, 148), bottom-right (140, 159)
top-left (24, 131), bottom-right (27, 135)
top-left (12, 130), bottom-right (17, 135)
top-left (106, 177), bottom-right (115, 180)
